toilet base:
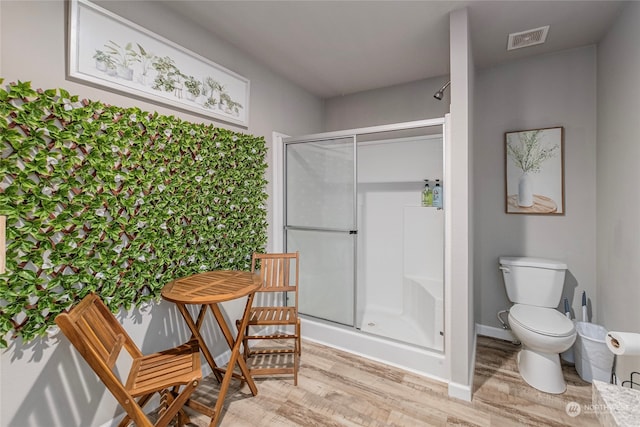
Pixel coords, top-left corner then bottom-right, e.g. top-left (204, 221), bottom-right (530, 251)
top-left (517, 347), bottom-right (567, 394)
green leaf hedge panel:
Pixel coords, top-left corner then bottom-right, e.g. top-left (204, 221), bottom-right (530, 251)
top-left (0, 79), bottom-right (268, 347)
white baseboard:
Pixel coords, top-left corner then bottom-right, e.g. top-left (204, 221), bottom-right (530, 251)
top-left (476, 323), bottom-right (517, 342)
top-left (448, 381), bottom-right (472, 401)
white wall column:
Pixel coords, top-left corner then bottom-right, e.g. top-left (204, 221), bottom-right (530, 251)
top-left (446, 7), bottom-right (475, 401)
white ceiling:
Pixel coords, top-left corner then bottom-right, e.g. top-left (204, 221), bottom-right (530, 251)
top-left (161, 1), bottom-right (627, 99)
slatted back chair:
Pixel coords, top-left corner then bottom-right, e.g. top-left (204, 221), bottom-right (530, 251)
top-left (55, 293), bottom-right (203, 427)
top-left (238, 252), bottom-right (301, 385)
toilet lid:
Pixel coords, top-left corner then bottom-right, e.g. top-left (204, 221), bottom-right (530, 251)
top-left (509, 304), bottom-right (575, 337)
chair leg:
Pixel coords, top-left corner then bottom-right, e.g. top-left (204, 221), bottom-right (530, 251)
top-left (170, 386), bottom-right (191, 427)
top-left (117, 394), bottom-right (154, 427)
top-left (156, 380), bottom-right (199, 427)
top-left (177, 407), bottom-right (191, 427)
top-left (293, 347), bottom-right (299, 386)
top-left (244, 325), bottom-right (250, 359)
top-left (237, 319), bottom-right (250, 360)
top-left (295, 318), bottom-right (301, 385)
top-left (296, 318), bottom-right (302, 356)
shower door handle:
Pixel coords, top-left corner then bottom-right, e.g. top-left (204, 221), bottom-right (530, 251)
top-left (285, 225), bottom-right (356, 234)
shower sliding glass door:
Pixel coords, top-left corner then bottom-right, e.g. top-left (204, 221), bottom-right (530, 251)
top-left (284, 136), bottom-right (356, 326)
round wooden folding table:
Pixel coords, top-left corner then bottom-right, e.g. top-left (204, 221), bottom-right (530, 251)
top-left (161, 270), bottom-right (262, 426)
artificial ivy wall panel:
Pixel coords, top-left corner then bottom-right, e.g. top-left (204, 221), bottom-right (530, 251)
top-left (0, 80), bottom-right (268, 347)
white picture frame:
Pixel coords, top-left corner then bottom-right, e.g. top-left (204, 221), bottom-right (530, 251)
top-left (68, 0), bottom-right (250, 127)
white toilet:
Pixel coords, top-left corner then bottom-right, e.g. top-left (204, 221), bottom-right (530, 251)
top-left (499, 256), bottom-right (577, 394)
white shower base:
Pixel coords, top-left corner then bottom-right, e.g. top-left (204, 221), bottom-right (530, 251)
top-left (359, 277), bottom-right (444, 351)
top-left (359, 306), bottom-right (433, 348)
top-left (301, 316), bottom-right (447, 382)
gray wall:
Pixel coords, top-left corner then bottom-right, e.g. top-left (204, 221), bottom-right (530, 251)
top-left (596, 2), bottom-right (640, 380)
top-left (474, 46), bottom-right (598, 330)
top-left (324, 77), bottom-right (451, 131)
top-left (597, 1), bottom-right (640, 333)
top-left (0, 1), bottom-right (323, 426)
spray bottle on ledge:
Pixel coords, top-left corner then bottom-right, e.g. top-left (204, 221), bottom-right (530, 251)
top-left (422, 180), bottom-right (432, 207)
top-left (433, 179), bottom-right (442, 209)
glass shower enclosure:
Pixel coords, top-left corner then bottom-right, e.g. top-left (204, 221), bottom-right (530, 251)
top-left (284, 120), bottom-right (444, 352)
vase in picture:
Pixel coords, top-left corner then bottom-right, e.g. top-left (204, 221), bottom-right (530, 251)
top-left (117, 66), bottom-right (133, 81)
top-left (518, 172), bottom-right (533, 207)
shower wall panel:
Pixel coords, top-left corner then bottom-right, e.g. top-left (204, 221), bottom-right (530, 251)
top-left (356, 136), bottom-right (443, 329)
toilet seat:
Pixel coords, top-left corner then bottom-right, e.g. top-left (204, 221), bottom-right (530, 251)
top-left (509, 304), bottom-right (575, 337)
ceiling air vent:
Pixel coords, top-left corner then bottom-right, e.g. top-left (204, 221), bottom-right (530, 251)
top-left (507, 26), bottom-right (549, 50)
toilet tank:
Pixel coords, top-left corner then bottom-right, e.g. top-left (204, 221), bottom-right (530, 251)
top-left (499, 256), bottom-right (567, 307)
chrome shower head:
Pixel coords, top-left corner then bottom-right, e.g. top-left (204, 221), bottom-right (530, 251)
top-left (433, 81), bottom-right (450, 100)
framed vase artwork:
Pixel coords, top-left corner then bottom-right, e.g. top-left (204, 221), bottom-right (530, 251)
top-left (67, 0), bottom-right (250, 127)
top-left (504, 127), bottom-right (565, 215)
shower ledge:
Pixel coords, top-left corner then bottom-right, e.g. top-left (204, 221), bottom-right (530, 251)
top-left (592, 380), bottom-right (640, 426)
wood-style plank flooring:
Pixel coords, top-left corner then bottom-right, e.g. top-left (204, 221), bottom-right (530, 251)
top-left (181, 336), bottom-right (598, 426)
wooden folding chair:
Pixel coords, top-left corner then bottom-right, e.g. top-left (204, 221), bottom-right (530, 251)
top-left (55, 293), bottom-right (205, 427)
top-left (237, 252), bottom-right (301, 385)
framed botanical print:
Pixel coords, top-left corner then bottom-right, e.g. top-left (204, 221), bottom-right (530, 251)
top-left (505, 127), bottom-right (564, 215)
top-left (68, 0), bottom-right (250, 126)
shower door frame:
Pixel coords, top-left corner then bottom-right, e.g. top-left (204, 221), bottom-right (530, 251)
top-left (280, 118), bottom-right (446, 337)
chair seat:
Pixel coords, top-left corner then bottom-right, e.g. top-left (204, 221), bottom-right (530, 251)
top-left (127, 341), bottom-right (201, 397)
top-left (248, 306), bottom-right (297, 325)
